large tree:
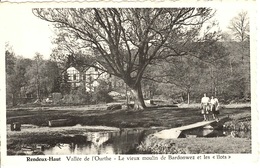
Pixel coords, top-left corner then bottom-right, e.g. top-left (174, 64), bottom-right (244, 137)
top-left (228, 11), bottom-right (250, 98)
top-left (228, 11), bottom-right (249, 42)
top-left (6, 48), bottom-right (32, 106)
top-left (33, 8), bottom-right (216, 109)
top-left (25, 53), bottom-right (61, 100)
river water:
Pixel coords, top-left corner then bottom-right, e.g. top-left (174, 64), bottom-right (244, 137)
top-left (43, 129), bottom-right (146, 155)
top-left (13, 125), bottom-right (250, 155)
top-left (41, 129), bottom-right (250, 155)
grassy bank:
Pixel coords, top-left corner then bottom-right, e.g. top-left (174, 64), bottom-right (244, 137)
top-left (6, 105), bottom-right (251, 154)
top-left (223, 112), bottom-right (251, 131)
top-left (6, 105), bottom-right (251, 129)
top-left (137, 134), bottom-right (251, 154)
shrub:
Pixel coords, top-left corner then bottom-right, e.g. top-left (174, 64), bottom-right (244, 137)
top-left (91, 80), bottom-right (113, 103)
top-left (92, 90), bottom-right (113, 103)
top-left (62, 89), bottom-right (91, 105)
top-left (137, 135), bottom-right (187, 154)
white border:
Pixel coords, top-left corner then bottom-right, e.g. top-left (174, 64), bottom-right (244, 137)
top-left (0, 1), bottom-right (259, 168)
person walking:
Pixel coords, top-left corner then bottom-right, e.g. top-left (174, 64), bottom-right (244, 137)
top-left (210, 96), bottom-right (220, 121)
top-left (201, 93), bottom-right (210, 121)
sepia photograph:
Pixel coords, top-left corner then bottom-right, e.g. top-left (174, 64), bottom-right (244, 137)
top-left (2, 1), bottom-right (256, 160)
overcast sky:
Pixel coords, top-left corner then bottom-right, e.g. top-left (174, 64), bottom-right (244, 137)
top-left (2, 5), bottom-right (252, 60)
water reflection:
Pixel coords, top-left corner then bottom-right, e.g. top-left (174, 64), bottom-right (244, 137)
top-left (32, 128), bottom-right (251, 155)
top-left (43, 129), bottom-right (144, 155)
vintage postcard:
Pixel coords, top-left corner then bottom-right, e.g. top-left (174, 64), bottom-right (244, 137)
top-left (0, 0), bottom-right (259, 168)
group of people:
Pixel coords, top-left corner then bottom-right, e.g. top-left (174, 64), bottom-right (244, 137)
top-left (201, 93), bottom-right (220, 121)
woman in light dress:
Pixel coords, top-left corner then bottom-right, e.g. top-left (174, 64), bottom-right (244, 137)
top-left (210, 96), bottom-right (220, 121)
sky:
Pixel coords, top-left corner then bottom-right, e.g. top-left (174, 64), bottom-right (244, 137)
top-left (1, 4), bottom-right (252, 60)
top-left (2, 8), bottom-right (54, 59)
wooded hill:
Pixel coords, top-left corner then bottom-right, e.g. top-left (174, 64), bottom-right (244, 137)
top-left (6, 40), bottom-right (250, 106)
top-left (142, 41), bottom-right (250, 104)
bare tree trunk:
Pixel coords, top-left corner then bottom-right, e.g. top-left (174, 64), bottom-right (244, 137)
top-left (36, 79), bottom-right (40, 100)
top-left (129, 81), bottom-right (146, 110)
top-left (210, 66), bottom-right (214, 95)
top-left (229, 59), bottom-right (233, 75)
top-left (12, 93), bottom-right (16, 106)
top-left (187, 91), bottom-right (190, 105)
top-left (36, 56), bottom-right (41, 102)
top-left (125, 83), bottom-right (129, 109)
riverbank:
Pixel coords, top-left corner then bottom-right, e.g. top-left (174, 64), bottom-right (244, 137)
top-left (7, 104), bottom-right (251, 128)
top-left (7, 125), bottom-right (121, 155)
top-left (137, 135), bottom-right (251, 154)
top-left (6, 105), bottom-right (251, 154)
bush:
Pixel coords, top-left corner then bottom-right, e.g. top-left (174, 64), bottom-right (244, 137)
top-left (91, 80), bottom-right (113, 103)
top-left (61, 87), bottom-right (113, 105)
top-left (92, 90), bottom-right (113, 103)
top-left (62, 89), bottom-right (91, 105)
top-left (137, 135), bottom-right (187, 154)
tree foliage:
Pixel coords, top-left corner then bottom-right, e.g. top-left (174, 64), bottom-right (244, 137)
top-left (25, 53), bottom-right (61, 100)
top-left (5, 49), bottom-right (61, 106)
top-left (5, 49), bottom-right (33, 105)
top-left (142, 40), bottom-right (250, 104)
top-left (33, 8), bottom-right (216, 109)
top-left (138, 11), bottom-right (251, 104)
top-left (228, 11), bottom-right (250, 98)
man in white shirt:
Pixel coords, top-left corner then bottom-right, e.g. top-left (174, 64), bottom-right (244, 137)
top-left (201, 93), bottom-right (210, 121)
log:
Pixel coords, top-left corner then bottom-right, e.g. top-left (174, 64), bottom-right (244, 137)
top-left (107, 104), bottom-right (122, 110)
top-left (48, 119), bottom-right (69, 127)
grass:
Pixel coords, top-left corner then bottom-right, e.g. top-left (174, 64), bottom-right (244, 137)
top-left (6, 105), bottom-right (251, 154)
top-left (137, 134), bottom-right (251, 154)
top-left (6, 106), bottom-right (251, 128)
top-left (223, 112), bottom-right (251, 131)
